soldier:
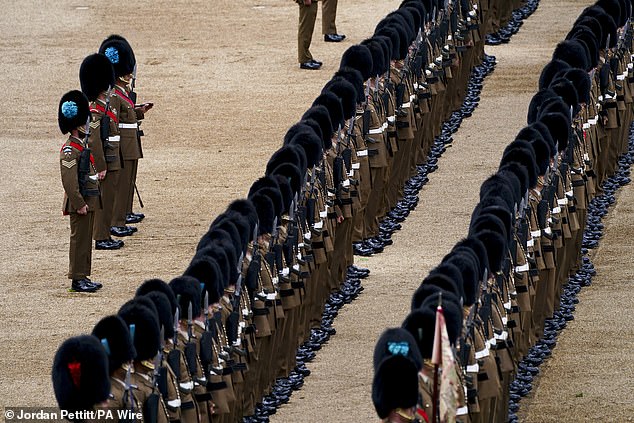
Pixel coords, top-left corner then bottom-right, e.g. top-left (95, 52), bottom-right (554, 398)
top-left (99, 38), bottom-right (136, 238)
top-left (79, 53), bottom-right (123, 251)
top-left (58, 90), bottom-right (103, 293)
top-left (99, 35), bottom-right (152, 231)
top-left (136, 279), bottom-right (185, 423)
top-left (372, 328), bottom-right (423, 423)
top-left (52, 335), bottom-right (111, 413)
top-left (169, 276), bottom-right (210, 423)
top-left (92, 315), bottom-right (143, 421)
top-left (118, 297), bottom-right (171, 423)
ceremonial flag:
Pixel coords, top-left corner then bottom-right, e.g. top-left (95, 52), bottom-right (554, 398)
top-left (431, 303), bottom-right (459, 423)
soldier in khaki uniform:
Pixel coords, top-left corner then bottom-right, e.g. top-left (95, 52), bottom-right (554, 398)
top-left (58, 90), bottom-right (103, 293)
top-left (52, 335), bottom-right (111, 414)
top-left (119, 297), bottom-right (171, 423)
top-left (92, 315), bottom-right (144, 421)
top-left (79, 53), bottom-right (124, 251)
top-left (99, 36), bottom-right (151, 232)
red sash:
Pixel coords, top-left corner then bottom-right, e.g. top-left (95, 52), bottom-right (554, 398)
top-left (90, 103), bottom-right (119, 124)
top-left (61, 141), bottom-right (95, 165)
top-left (115, 87), bottom-right (135, 107)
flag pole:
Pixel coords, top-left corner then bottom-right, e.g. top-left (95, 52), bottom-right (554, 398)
top-left (432, 292), bottom-right (443, 423)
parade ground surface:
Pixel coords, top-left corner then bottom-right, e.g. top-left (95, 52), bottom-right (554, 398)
top-left (0, 0), bottom-right (633, 421)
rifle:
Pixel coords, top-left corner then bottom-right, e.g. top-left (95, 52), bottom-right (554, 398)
top-left (100, 86), bottom-right (113, 157)
top-left (183, 302), bottom-right (203, 386)
top-left (166, 307), bottom-right (181, 381)
top-left (154, 327), bottom-right (168, 401)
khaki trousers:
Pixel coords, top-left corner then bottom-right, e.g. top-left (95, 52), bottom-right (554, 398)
top-left (321, 0), bottom-right (338, 35)
top-left (68, 211), bottom-right (95, 279)
top-left (93, 169), bottom-right (120, 241)
top-left (298, 2), bottom-right (318, 63)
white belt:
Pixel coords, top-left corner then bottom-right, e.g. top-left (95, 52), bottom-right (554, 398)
top-left (368, 127), bottom-right (384, 135)
top-left (327, 191), bottom-right (335, 197)
top-left (108, 135), bottom-right (120, 142)
top-left (401, 101), bottom-right (411, 108)
top-left (167, 399), bottom-right (182, 408)
top-left (622, 70), bottom-right (628, 78)
top-left (527, 238), bottom-right (534, 247)
top-left (356, 149), bottom-right (368, 157)
top-left (502, 316), bottom-right (508, 325)
top-left (179, 381), bottom-right (194, 391)
top-left (387, 116), bottom-right (395, 123)
top-left (281, 267), bottom-right (290, 276)
top-left (382, 122), bottom-right (388, 130)
top-left (617, 74), bottom-right (626, 81)
top-left (239, 321), bottom-right (246, 328)
top-left (544, 227), bottom-right (552, 235)
top-left (515, 263), bottom-right (529, 273)
top-left (118, 123), bottom-right (138, 129)
top-left (304, 232), bottom-right (312, 241)
top-left (319, 211), bottom-right (327, 218)
top-left (530, 230), bottom-right (542, 237)
top-left (352, 163), bottom-right (360, 170)
top-left (628, 63), bottom-right (633, 70)
top-left (413, 83), bottom-right (419, 90)
top-left (605, 94), bottom-right (614, 100)
top-left (588, 117), bottom-right (597, 125)
top-left (342, 179), bottom-right (350, 187)
top-left (566, 189), bottom-right (573, 197)
top-left (494, 331), bottom-right (509, 341)
top-left (583, 123), bottom-right (591, 129)
top-left (466, 364), bottom-right (479, 373)
top-left (598, 95), bottom-right (604, 101)
top-left (552, 206), bottom-right (561, 214)
top-left (487, 338), bottom-right (496, 348)
top-left (557, 198), bottom-right (568, 205)
top-left (348, 170), bottom-right (354, 178)
top-left (503, 301), bottom-right (511, 310)
top-left (457, 406), bottom-right (469, 416)
top-left (475, 346), bottom-right (490, 359)
top-left (266, 292), bottom-right (277, 300)
top-left (409, 94), bottom-right (416, 102)
top-left (313, 221), bottom-right (324, 230)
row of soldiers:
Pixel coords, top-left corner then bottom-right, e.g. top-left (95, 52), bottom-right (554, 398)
top-left (372, 0), bottom-right (634, 421)
top-left (59, 36), bottom-right (151, 293)
top-left (52, 0), bottom-right (530, 421)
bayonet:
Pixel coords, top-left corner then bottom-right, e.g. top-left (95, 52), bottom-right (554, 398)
top-left (173, 306), bottom-right (180, 348)
top-left (204, 291), bottom-right (210, 331)
top-left (187, 302), bottom-right (193, 341)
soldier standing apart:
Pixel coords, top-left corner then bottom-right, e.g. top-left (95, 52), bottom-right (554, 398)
top-left (58, 90), bottom-right (104, 293)
top-left (99, 36), bottom-right (152, 235)
top-left (296, 0), bottom-right (346, 70)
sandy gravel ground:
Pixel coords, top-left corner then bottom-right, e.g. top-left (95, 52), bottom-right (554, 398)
top-left (1, 1), bottom-right (632, 422)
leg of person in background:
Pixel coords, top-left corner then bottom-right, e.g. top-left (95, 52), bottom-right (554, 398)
top-left (298, 0), bottom-right (321, 70)
top-left (322, 0), bottom-right (345, 42)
